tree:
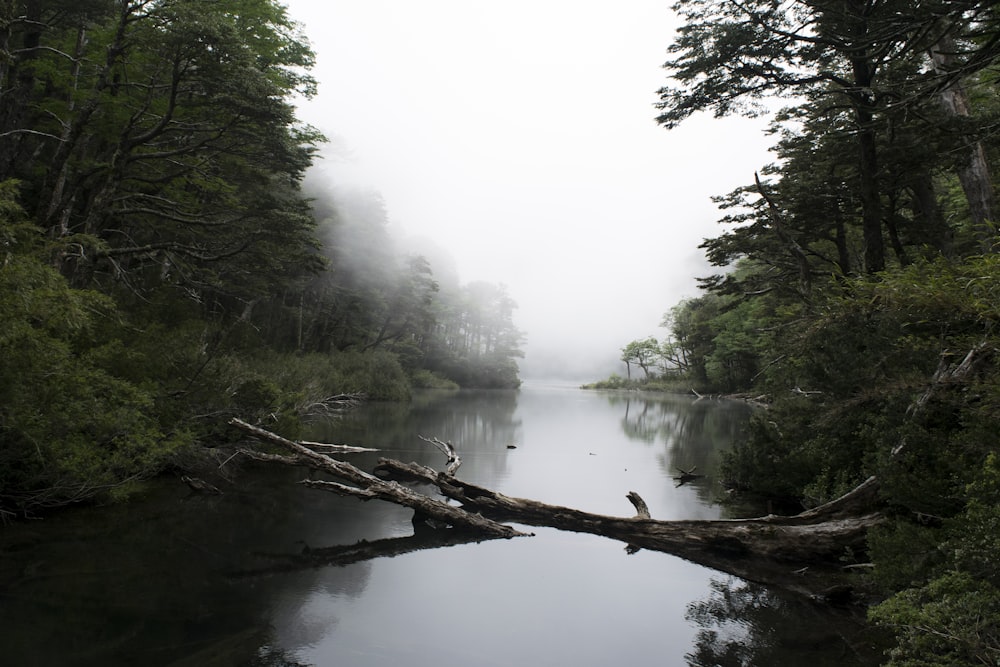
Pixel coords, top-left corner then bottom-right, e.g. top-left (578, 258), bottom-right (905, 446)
top-left (0, 1), bottom-right (335, 511)
top-left (425, 281), bottom-right (524, 388)
top-left (621, 337), bottom-right (661, 379)
top-left (0, 180), bottom-right (185, 510)
top-left (658, 0), bottom-right (1000, 272)
top-left (0, 0), bottom-right (324, 307)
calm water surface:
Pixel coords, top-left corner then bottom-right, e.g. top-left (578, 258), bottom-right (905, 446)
top-left (0, 384), bottom-right (885, 666)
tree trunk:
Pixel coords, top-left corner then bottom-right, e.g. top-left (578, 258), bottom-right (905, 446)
top-left (908, 170), bottom-right (951, 256)
top-left (856, 111), bottom-right (885, 273)
top-left (849, 41), bottom-right (885, 273)
top-left (375, 458), bottom-right (883, 597)
top-left (931, 32), bottom-right (997, 253)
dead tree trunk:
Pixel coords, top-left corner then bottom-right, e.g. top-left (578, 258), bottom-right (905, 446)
top-left (228, 418), bottom-right (884, 599)
top-left (930, 33), bottom-right (997, 253)
top-left (374, 459), bottom-right (884, 597)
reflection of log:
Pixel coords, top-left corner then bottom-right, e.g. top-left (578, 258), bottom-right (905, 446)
top-left (181, 475), bottom-right (222, 495)
top-left (228, 418), bottom-right (524, 539)
top-left (230, 531), bottom-right (494, 579)
top-left (300, 440), bottom-right (379, 454)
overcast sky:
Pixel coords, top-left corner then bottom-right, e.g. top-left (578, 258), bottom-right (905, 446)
top-left (282, 0), bottom-right (773, 381)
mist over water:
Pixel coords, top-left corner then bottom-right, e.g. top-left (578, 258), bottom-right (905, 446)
top-left (284, 0), bottom-right (775, 381)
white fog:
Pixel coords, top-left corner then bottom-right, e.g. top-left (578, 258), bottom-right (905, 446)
top-left (283, 0), bottom-right (773, 382)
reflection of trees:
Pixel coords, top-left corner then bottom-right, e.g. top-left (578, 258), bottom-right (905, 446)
top-left (311, 390), bottom-right (521, 451)
top-left (608, 394), bottom-right (754, 505)
top-left (310, 389), bottom-right (523, 486)
top-left (685, 577), bottom-right (885, 667)
top-left (249, 644), bottom-right (311, 666)
top-left (616, 396), bottom-right (688, 443)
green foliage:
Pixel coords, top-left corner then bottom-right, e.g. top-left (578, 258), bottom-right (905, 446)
top-left (582, 373), bottom-right (640, 390)
top-left (871, 455), bottom-right (1000, 666)
top-left (0, 0), bottom-right (528, 513)
top-left (871, 572), bottom-right (1000, 667)
top-left (949, 454), bottom-right (1000, 589)
top-left (650, 3), bottom-right (1000, 662)
top-left (620, 337), bottom-right (661, 379)
top-left (316, 350), bottom-right (412, 401)
top-left (867, 521), bottom-right (947, 594)
top-left (0, 186), bottom-right (185, 509)
top-left (408, 369), bottom-right (460, 390)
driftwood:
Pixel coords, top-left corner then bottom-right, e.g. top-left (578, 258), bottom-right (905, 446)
top-left (229, 418), bottom-right (887, 599)
top-left (416, 435), bottom-right (461, 475)
top-left (674, 466), bottom-right (703, 485)
top-left (375, 458), bottom-right (884, 597)
top-left (228, 418), bottom-right (524, 539)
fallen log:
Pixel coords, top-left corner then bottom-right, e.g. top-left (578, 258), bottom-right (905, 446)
top-left (228, 418), bottom-right (524, 539)
top-left (374, 458), bottom-right (884, 596)
top-left (228, 419), bottom-right (885, 599)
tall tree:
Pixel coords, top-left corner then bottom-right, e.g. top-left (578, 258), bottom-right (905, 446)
top-left (657, 0), bottom-right (1000, 272)
top-left (0, 0), bottom-right (323, 309)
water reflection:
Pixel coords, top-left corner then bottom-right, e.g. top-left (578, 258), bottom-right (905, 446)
top-left (684, 577), bottom-right (886, 666)
top-left (308, 389), bottom-right (523, 488)
top-left (604, 392), bottom-right (753, 513)
top-left (0, 387), bottom-right (884, 666)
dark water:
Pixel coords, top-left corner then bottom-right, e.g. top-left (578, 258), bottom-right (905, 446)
top-left (0, 385), bottom-right (885, 666)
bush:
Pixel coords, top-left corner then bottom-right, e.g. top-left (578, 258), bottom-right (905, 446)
top-left (870, 572), bottom-right (1000, 667)
top-left (409, 369), bottom-right (460, 390)
top-left (0, 228), bottom-right (185, 510)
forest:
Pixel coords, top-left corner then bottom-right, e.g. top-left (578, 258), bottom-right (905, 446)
top-left (0, 1), bottom-right (523, 515)
top-left (4, 1), bottom-right (1000, 665)
top-left (603, 2), bottom-right (1000, 664)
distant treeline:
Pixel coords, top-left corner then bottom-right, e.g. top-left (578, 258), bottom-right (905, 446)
top-left (0, 1), bottom-right (522, 514)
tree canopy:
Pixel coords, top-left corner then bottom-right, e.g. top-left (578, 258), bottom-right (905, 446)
top-left (606, 2), bottom-right (1000, 662)
top-left (0, 1), bottom-right (523, 514)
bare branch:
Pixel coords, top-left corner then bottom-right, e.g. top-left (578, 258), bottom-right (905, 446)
top-left (417, 435), bottom-right (462, 475)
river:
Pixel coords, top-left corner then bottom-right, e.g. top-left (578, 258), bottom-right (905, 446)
top-left (0, 384), bottom-right (886, 666)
